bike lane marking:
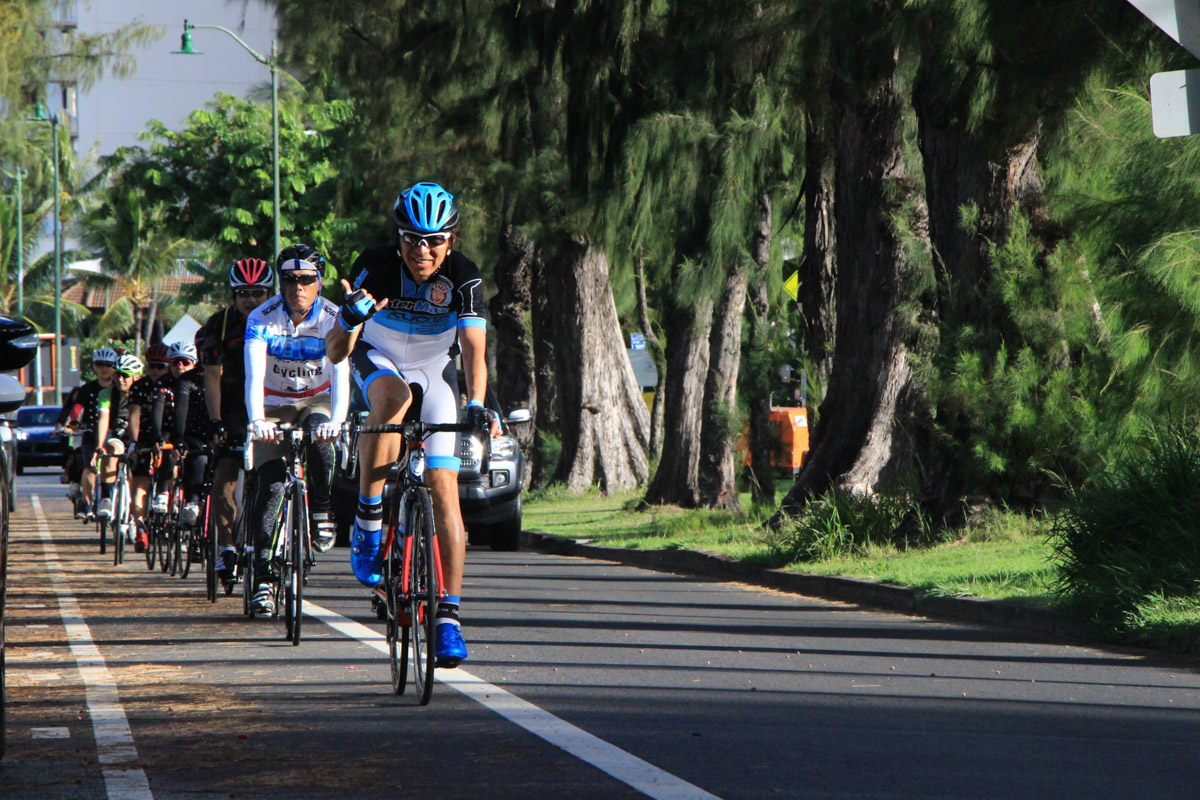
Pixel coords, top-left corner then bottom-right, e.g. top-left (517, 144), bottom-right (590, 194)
top-left (305, 600), bottom-right (722, 800)
top-left (32, 495), bottom-right (154, 800)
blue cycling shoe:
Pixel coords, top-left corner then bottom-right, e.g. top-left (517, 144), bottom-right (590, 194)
top-left (435, 623), bottom-right (468, 668)
top-left (350, 523), bottom-right (383, 587)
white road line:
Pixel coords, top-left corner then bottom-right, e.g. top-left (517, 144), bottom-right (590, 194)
top-left (306, 601), bottom-right (721, 800)
top-left (32, 495), bottom-right (154, 800)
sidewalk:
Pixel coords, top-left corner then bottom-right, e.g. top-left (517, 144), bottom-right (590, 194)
top-left (524, 530), bottom-right (1087, 641)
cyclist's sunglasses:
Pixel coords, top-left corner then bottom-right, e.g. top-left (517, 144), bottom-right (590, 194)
top-left (280, 273), bottom-right (319, 286)
top-left (398, 229), bottom-right (452, 249)
top-left (170, 357), bottom-right (196, 366)
top-left (147, 361), bottom-right (168, 370)
top-left (115, 370), bottom-right (139, 378)
top-left (94, 361), bottom-right (115, 368)
top-left (234, 288), bottom-right (268, 298)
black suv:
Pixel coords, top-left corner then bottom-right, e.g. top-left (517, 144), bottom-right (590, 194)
top-left (331, 384), bottom-right (529, 551)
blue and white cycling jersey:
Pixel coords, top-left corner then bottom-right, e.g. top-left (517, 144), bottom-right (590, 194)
top-left (244, 294), bottom-right (347, 420)
top-left (348, 244), bottom-right (486, 369)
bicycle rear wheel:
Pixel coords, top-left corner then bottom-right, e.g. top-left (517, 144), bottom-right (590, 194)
top-left (407, 487), bottom-right (438, 705)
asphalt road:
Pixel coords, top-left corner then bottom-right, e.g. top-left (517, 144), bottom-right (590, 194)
top-left (5, 471), bottom-right (1200, 799)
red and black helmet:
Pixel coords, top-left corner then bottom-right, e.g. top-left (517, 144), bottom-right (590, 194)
top-left (145, 343), bottom-right (169, 365)
top-left (229, 258), bottom-right (274, 288)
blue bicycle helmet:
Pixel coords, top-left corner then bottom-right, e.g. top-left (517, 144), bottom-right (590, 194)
top-left (393, 182), bottom-right (459, 233)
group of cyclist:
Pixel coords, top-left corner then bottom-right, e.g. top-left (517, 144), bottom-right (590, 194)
top-left (51, 181), bottom-right (495, 669)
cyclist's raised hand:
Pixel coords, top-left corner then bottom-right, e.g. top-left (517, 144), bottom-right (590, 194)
top-left (250, 418), bottom-right (280, 442)
top-left (337, 278), bottom-right (389, 330)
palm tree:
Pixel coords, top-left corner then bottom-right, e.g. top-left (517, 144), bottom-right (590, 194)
top-left (79, 177), bottom-right (191, 355)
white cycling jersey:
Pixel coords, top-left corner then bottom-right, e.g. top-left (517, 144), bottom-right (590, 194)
top-left (244, 294), bottom-right (348, 423)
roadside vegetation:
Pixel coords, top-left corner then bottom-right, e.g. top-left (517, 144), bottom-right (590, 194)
top-left (526, 426), bottom-right (1200, 655)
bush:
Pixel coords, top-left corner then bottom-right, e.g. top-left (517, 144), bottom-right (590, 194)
top-left (1050, 427), bottom-right (1200, 629)
top-left (770, 488), bottom-right (910, 562)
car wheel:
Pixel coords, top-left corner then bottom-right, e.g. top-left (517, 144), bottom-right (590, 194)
top-left (489, 497), bottom-right (522, 552)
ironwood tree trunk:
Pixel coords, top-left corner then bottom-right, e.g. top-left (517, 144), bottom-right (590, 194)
top-left (746, 194), bottom-right (775, 504)
top-left (775, 35), bottom-right (912, 521)
top-left (530, 255), bottom-right (560, 488)
top-left (488, 224), bottom-right (538, 481)
top-left (798, 104), bottom-right (837, 392)
top-left (902, 51), bottom-right (1051, 540)
top-left (545, 239), bottom-right (650, 493)
top-left (644, 294), bottom-right (714, 507)
top-left (698, 264), bottom-right (749, 510)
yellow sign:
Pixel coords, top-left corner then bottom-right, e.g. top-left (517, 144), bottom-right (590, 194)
top-left (784, 271), bottom-right (799, 301)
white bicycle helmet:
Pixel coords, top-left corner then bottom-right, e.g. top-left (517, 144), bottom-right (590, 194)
top-left (166, 341), bottom-right (198, 362)
top-left (93, 346), bottom-right (118, 366)
top-left (115, 354), bottom-right (143, 376)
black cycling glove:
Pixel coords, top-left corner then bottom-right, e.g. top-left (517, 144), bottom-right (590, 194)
top-left (467, 402), bottom-right (493, 431)
top-left (339, 289), bottom-right (378, 331)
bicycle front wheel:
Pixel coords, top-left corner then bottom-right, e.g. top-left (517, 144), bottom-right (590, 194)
top-left (112, 476), bottom-right (127, 566)
top-left (407, 486), bottom-right (438, 706)
top-left (157, 516), bottom-right (171, 573)
top-left (284, 485), bottom-right (306, 645)
top-left (202, 496), bottom-right (217, 603)
top-left (386, 519), bottom-right (408, 695)
top-left (145, 516), bottom-right (156, 570)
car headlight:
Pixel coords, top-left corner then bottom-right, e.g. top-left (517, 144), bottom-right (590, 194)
top-left (491, 436), bottom-right (518, 460)
top-left (15, 430), bottom-right (27, 441)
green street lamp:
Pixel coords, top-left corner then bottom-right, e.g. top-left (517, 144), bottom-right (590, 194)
top-left (173, 19), bottom-right (281, 261)
top-left (30, 102), bottom-right (63, 405)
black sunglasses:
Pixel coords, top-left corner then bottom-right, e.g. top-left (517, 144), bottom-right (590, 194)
top-left (234, 288), bottom-right (268, 298)
top-left (281, 273), bottom-right (319, 286)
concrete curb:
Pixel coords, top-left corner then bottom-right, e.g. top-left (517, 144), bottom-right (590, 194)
top-left (523, 530), bottom-right (1087, 641)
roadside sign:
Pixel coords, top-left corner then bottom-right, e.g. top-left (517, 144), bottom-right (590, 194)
top-left (630, 332), bottom-right (646, 350)
top-left (783, 270), bottom-right (799, 301)
top-left (1128, 0), bottom-right (1200, 59)
top-left (1151, 69), bottom-right (1200, 137)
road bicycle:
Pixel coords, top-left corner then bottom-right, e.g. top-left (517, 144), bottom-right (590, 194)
top-left (347, 416), bottom-right (484, 704)
top-left (106, 451), bottom-right (134, 566)
top-left (188, 447), bottom-right (220, 602)
top-left (145, 443), bottom-right (177, 574)
top-left (244, 425), bottom-right (316, 645)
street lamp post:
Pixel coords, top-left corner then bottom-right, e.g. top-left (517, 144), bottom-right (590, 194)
top-left (31, 104), bottom-right (62, 405)
top-left (174, 20), bottom-right (281, 261)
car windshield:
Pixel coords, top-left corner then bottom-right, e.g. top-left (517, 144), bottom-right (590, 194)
top-left (17, 408), bottom-right (58, 426)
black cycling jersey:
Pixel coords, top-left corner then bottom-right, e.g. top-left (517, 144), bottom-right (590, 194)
top-left (152, 370), bottom-right (207, 446)
top-left (71, 379), bottom-right (106, 433)
top-left (200, 305), bottom-right (251, 424)
top-left (96, 384), bottom-right (134, 443)
top-left (346, 245), bottom-right (486, 364)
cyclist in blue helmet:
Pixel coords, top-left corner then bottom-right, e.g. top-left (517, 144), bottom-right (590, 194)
top-left (327, 181), bottom-right (498, 669)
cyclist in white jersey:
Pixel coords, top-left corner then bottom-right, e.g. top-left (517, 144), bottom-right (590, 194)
top-left (327, 181), bottom-right (497, 668)
top-left (244, 244), bottom-right (348, 616)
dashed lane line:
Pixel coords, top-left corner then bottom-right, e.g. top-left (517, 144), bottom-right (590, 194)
top-left (306, 601), bottom-right (723, 800)
top-left (32, 495), bottom-right (154, 800)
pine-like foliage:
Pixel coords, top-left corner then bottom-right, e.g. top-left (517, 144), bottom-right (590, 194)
top-left (1050, 66), bottom-right (1200, 449)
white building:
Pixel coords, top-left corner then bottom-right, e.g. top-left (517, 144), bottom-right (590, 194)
top-left (45, 0), bottom-right (279, 159)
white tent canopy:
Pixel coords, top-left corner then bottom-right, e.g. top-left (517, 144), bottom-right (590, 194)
top-left (162, 313), bottom-right (202, 347)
